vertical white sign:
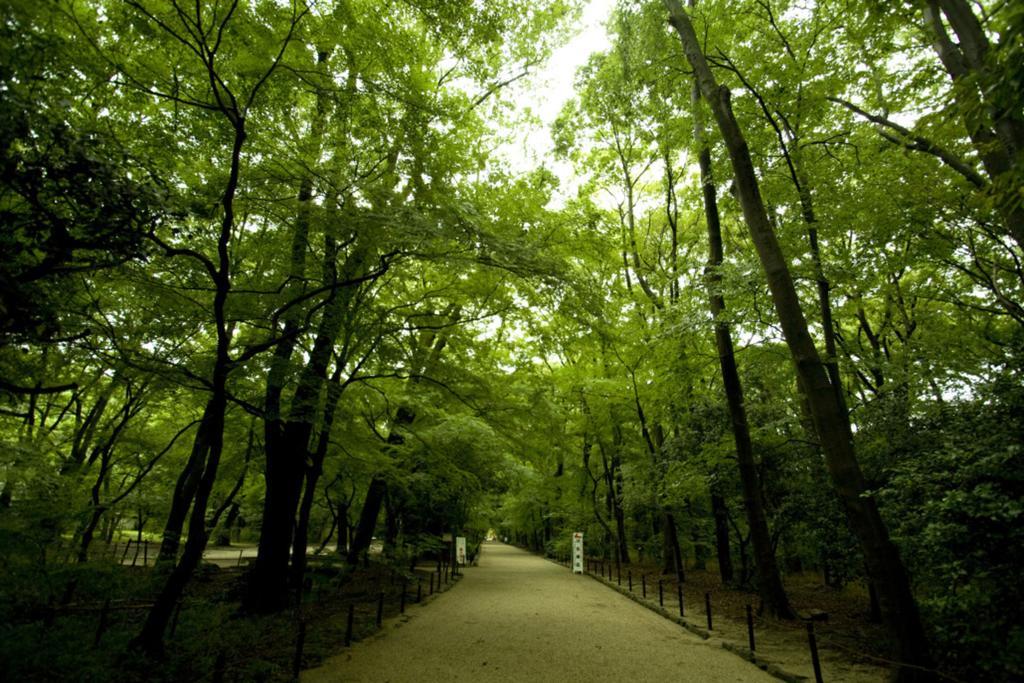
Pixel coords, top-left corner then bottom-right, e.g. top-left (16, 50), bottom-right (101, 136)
top-left (572, 532), bottom-right (584, 574)
top-left (456, 536), bottom-right (467, 565)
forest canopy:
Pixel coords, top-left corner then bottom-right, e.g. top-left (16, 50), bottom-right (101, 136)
top-left (1, 0), bottom-right (1022, 681)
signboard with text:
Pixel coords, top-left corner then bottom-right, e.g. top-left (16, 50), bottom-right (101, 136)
top-left (572, 532), bottom-right (584, 574)
top-left (456, 536), bottom-right (467, 565)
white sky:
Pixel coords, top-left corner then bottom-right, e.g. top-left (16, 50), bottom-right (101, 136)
top-left (495, 0), bottom-right (615, 200)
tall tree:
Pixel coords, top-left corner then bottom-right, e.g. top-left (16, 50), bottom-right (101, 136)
top-left (663, 1), bottom-right (934, 678)
top-left (691, 61), bottom-right (794, 618)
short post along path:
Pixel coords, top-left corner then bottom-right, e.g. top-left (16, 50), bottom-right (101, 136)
top-left (302, 542), bottom-right (776, 682)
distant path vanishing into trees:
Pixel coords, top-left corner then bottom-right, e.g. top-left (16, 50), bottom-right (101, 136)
top-left (302, 542), bottom-right (776, 682)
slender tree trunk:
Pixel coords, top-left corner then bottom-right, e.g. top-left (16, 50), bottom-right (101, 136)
top-left (581, 427), bottom-right (615, 549)
top-left (346, 399), bottom-right (418, 565)
top-left (383, 489), bottom-right (400, 558)
top-left (345, 316), bottom-right (454, 565)
top-left (246, 49), bottom-right (338, 612)
top-left (667, 2), bottom-right (933, 676)
top-left (248, 231), bottom-right (369, 611)
top-left (135, 392), bottom-right (227, 656)
top-left (156, 406), bottom-right (211, 564)
top-left (334, 502), bottom-right (350, 556)
top-left (692, 65), bottom-right (794, 619)
top-left (289, 376), bottom-right (344, 588)
top-left (78, 482), bottom-right (109, 563)
top-left (214, 503), bottom-right (240, 547)
top-left (711, 492), bottom-right (734, 584)
top-left (922, 0), bottom-right (1024, 250)
top-left (77, 506), bottom-right (105, 563)
top-left (133, 99), bottom-right (246, 654)
top-left (603, 426), bottom-right (631, 565)
top-left (662, 511), bottom-right (684, 580)
top-left (77, 444), bottom-right (114, 563)
top-left (348, 477), bottom-right (387, 564)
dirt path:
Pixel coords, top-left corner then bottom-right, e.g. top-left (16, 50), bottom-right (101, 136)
top-left (302, 542), bottom-right (777, 682)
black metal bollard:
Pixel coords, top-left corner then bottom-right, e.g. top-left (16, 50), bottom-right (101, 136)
top-left (641, 574), bottom-right (646, 598)
top-left (400, 579), bottom-right (407, 614)
top-left (705, 592), bottom-right (713, 630)
top-left (143, 540), bottom-right (149, 566)
top-left (807, 622), bottom-right (824, 683)
top-left (628, 571), bottom-right (632, 591)
top-left (344, 604), bottom-right (354, 646)
top-left (376, 591), bottom-right (384, 628)
top-left (292, 618), bottom-right (307, 679)
top-left (417, 579), bottom-right (423, 603)
top-left (93, 598), bottom-right (111, 648)
top-left (658, 579), bottom-right (664, 607)
top-left (746, 604), bottom-right (755, 652)
top-left (678, 583), bottom-right (685, 617)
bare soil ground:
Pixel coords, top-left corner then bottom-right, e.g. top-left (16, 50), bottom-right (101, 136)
top-left (584, 557), bottom-right (892, 682)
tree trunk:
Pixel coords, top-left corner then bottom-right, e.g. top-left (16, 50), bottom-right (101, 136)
top-left (246, 48), bottom-right (343, 612)
top-left (77, 505), bottom-right (105, 563)
top-left (923, 0), bottom-right (1024, 251)
top-left (711, 492), bottom-right (734, 584)
top-left (691, 63), bottom-right (794, 619)
top-left (290, 376), bottom-right (345, 587)
top-left (77, 443), bottom-right (114, 563)
top-left (246, 418), bottom-right (309, 611)
top-left (348, 477), bottom-right (387, 564)
top-left (599, 427), bottom-right (630, 566)
top-left (134, 391), bottom-right (227, 656)
top-left (343, 314), bottom-right (456, 565)
top-left (666, 2), bottom-right (934, 676)
top-left (662, 511), bottom-right (684, 580)
top-left (214, 502), bottom-right (240, 547)
top-left (248, 228), bottom-right (370, 612)
top-left (156, 405), bottom-right (212, 564)
top-left (334, 501), bottom-right (350, 556)
top-left (133, 93), bottom-right (247, 654)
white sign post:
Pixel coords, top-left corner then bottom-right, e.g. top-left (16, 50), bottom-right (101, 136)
top-left (572, 532), bottom-right (584, 574)
top-left (456, 536), bottom-right (467, 565)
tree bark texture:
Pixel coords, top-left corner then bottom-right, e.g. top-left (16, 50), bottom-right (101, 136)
top-left (692, 72), bottom-right (794, 619)
top-left (922, 0), bottom-right (1024, 251)
top-left (711, 492), bottom-right (734, 584)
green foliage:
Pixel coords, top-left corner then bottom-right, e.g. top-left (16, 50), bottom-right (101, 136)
top-left (0, 0), bottom-right (1022, 679)
top-left (0, 6), bottom-right (166, 344)
top-left (874, 380), bottom-right (1024, 677)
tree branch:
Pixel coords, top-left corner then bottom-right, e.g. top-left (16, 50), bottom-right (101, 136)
top-left (828, 97), bottom-right (987, 189)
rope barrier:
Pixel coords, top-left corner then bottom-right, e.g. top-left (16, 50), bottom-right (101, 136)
top-left (579, 557), bottom-right (965, 683)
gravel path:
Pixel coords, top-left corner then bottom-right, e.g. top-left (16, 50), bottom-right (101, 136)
top-left (302, 541), bottom-right (777, 682)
